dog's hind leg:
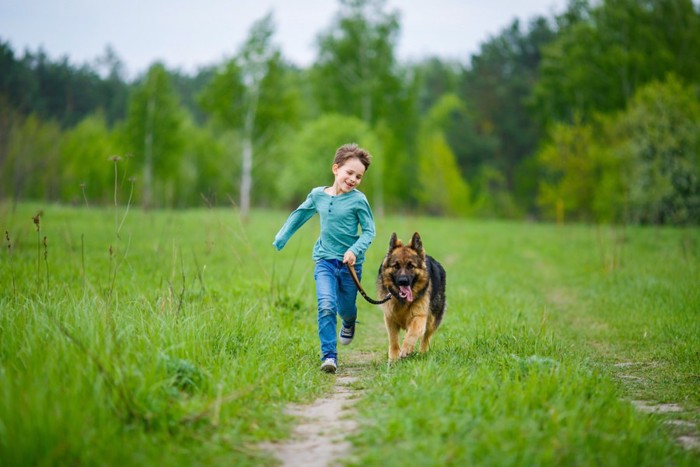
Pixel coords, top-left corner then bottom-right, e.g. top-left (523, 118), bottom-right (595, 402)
top-left (419, 316), bottom-right (436, 353)
top-left (400, 315), bottom-right (427, 358)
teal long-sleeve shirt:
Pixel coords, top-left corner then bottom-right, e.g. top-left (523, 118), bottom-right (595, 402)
top-left (273, 187), bottom-right (375, 264)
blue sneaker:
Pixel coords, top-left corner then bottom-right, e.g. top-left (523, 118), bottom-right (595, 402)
top-left (339, 322), bottom-right (355, 345)
top-left (321, 357), bottom-right (337, 373)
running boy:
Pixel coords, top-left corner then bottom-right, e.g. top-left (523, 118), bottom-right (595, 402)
top-left (273, 143), bottom-right (375, 373)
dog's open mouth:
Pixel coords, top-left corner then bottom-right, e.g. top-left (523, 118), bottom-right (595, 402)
top-left (398, 286), bottom-right (414, 302)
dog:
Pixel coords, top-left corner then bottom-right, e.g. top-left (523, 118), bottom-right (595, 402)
top-left (376, 232), bottom-right (446, 362)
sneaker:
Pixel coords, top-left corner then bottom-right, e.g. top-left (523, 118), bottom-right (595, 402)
top-left (320, 357), bottom-right (337, 373)
top-left (339, 322), bottom-right (355, 345)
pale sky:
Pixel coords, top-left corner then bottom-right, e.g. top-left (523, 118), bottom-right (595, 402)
top-left (0, 0), bottom-right (567, 79)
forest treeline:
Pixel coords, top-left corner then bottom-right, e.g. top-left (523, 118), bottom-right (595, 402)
top-left (1, 0), bottom-right (699, 224)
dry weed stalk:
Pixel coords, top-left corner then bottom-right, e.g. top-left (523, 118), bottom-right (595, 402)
top-left (43, 235), bottom-right (49, 290)
top-left (32, 211), bottom-right (42, 292)
top-left (5, 230), bottom-right (16, 298)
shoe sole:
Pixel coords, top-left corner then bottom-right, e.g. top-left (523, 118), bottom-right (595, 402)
top-left (339, 327), bottom-right (355, 345)
top-left (321, 364), bottom-right (337, 373)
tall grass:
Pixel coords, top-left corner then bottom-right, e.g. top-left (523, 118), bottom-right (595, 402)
top-left (1, 203), bottom-right (698, 465)
top-left (351, 218), bottom-right (699, 466)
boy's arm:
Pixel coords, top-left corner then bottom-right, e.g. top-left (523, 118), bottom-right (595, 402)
top-left (348, 197), bottom-right (375, 259)
top-left (273, 193), bottom-right (316, 250)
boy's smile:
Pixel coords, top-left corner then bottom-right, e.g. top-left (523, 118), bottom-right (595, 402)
top-left (330, 157), bottom-right (365, 195)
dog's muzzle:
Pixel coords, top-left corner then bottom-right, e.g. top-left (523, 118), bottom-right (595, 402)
top-left (395, 275), bottom-right (414, 302)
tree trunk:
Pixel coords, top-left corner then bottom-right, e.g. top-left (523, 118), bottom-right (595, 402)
top-left (143, 95), bottom-right (155, 209)
top-left (239, 84), bottom-right (259, 220)
top-left (240, 135), bottom-right (252, 219)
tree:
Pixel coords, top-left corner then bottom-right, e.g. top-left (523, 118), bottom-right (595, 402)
top-left (2, 114), bottom-right (61, 208)
top-left (312, 0), bottom-right (418, 215)
top-left (199, 13), bottom-right (299, 218)
top-left (313, 0), bottom-right (401, 125)
top-left (533, 0), bottom-right (700, 125)
top-left (537, 76), bottom-right (700, 225)
top-left (537, 117), bottom-right (609, 222)
top-left (58, 113), bottom-right (118, 204)
top-left (124, 63), bottom-right (185, 208)
top-left (413, 58), bottom-right (461, 115)
top-left (457, 16), bottom-right (556, 210)
top-left (416, 95), bottom-right (471, 216)
top-left (615, 76), bottom-right (700, 224)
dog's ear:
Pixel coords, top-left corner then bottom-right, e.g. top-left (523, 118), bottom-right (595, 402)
top-left (388, 232), bottom-right (402, 252)
top-left (410, 232), bottom-right (425, 257)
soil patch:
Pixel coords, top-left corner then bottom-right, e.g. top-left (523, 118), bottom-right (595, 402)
top-left (261, 373), bottom-right (361, 467)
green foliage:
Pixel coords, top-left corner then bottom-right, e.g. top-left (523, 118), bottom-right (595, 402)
top-left (312, 0), bottom-right (402, 126)
top-left (614, 76), bottom-right (700, 224)
top-left (537, 117), bottom-right (608, 222)
top-left (2, 0), bottom-right (699, 221)
top-left (1, 114), bottom-right (62, 203)
top-left (277, 114), bottom-right (381, 205)
top-left (174, 118), bottom-right (231, 207)
top-left (0, 41), bottom-right (129, 127)
top-left (472, 166), bottom-right (520, 219)
top-left (198, 13), bottom-right (301, 215)
top-left (416, 95), bottom-right (471, 216)
top-left (58, 113), bottom-right (120, 204)
top-left (459, 17), bottom-right (556, 200)
top-left (534, 0), bottom-right (700, 124)
top-left (125, 63), bottom-right (186, 207)
top-left (538, 76), bottom-right (700, 225)
top-left (311, 0), bottom-right (418, 215)
top-left (198, 60), bottom-right (246, 129)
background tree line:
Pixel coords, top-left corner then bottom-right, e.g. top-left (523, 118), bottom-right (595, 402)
top-left (1, 0), bottom-right (698, 224)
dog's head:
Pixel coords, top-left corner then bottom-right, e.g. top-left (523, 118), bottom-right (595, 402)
top-left (381, 232), bottom-right (428, 303)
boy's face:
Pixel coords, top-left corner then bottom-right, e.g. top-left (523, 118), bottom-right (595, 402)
top-left (332, 157), bottom-right (365, 194)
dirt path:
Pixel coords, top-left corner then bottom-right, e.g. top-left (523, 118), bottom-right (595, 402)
top-left (261, 317), bottom-right (384, 467)
top-left (262, 373), bottom-right (360, 466)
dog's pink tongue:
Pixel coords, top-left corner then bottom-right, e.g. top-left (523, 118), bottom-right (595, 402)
top-left (399, 286), bottom-right (413, 302)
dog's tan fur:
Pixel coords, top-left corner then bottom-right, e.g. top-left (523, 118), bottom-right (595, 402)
top-left (377, 232), bottom-right (446, 362)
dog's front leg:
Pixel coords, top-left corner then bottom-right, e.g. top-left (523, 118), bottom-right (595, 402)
top-left (384, 316), bottom-right (401, 362)
top-left (400, 315), bottom-right (427, 358)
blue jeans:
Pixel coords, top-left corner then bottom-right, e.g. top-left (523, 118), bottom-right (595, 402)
top-left (313, 259), bottom-right (362, 361)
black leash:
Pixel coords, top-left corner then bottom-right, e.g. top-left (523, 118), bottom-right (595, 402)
top-left (346, 262), bottom-right (392, 305)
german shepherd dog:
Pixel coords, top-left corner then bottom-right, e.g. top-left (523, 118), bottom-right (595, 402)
top-left (377, 232), bottom-right (446, 362)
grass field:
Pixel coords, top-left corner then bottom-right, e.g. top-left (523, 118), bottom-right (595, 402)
top-left (1, 202), bottom-right (699, 466)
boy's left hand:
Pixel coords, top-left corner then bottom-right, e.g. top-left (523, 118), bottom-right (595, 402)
top-left (343, 250), bottom-right (356, 266)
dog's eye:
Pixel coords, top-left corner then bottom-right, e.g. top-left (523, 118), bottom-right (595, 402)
top-left (392, 262), bottom-right (400, 269)
top-left (406, 263), bottom-right (414, 270)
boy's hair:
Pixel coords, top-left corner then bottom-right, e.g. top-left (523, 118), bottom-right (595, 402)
top-left (334, 143), bottom-right (371, 170)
